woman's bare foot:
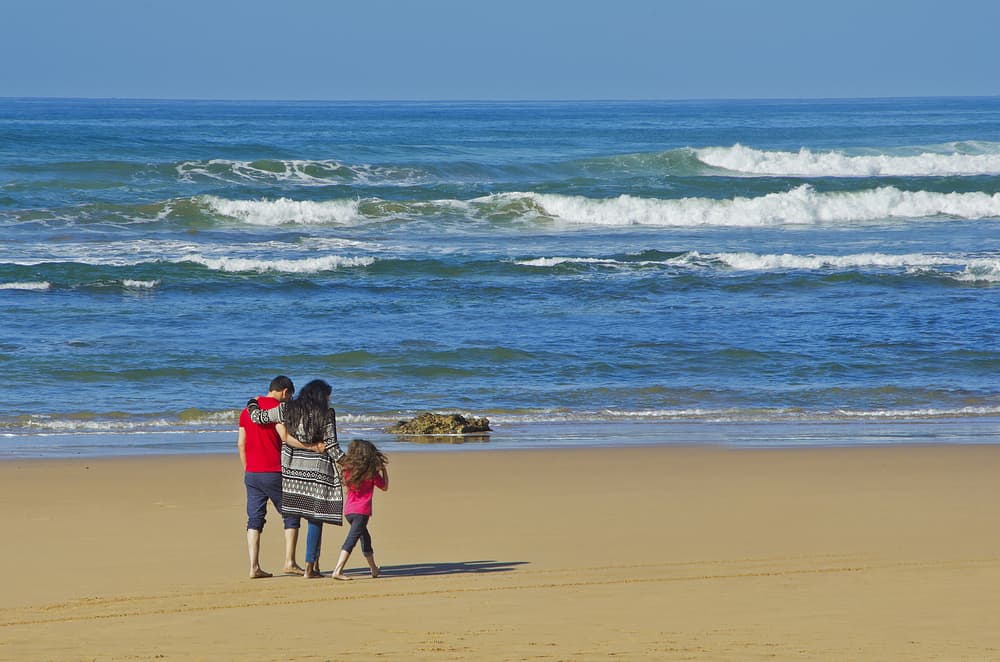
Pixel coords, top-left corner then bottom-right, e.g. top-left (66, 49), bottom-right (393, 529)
top-left (250, 568), bottom-right (273, 579)
top-left (283, 564), bottom-right (305, 576)
top-left (331, 573), bottom-right (351, 581)
top-left (370, 566), bottom-right (380, 578)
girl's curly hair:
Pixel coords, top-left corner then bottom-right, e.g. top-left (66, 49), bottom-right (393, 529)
top-left (341, 439), bottom-right (387, 490)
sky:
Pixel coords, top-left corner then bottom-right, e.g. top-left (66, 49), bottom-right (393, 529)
top-left (3, 0), bottom-right (998, 101)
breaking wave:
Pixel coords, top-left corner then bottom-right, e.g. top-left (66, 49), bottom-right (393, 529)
top-left (201, 185), bottom-right (1000, 229)
top-left (516, 251), bottom-right (1000, 282)
top-left (695, 143), bottom-right (1000, 177)
top-left (484, 186), bottom-right (1000, 227)
top-left (180, 254), bottom-right (374, 273)
top-left (0, 281), bottom-right (51, 291)
top-left (177, 159), bottom-right (427, 186)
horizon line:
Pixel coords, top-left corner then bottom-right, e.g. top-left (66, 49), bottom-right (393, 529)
top-left (3, 94), bottom-right (999, 104)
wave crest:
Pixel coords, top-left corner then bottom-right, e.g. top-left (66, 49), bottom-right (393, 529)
top-left (177, 159), bottom-right (425, 186)
top-left (484, 186), bottom-right (1000, 227)
top-left (203, 196), bottom-right (363, 225)
top-left (0, 281), bottom-right (51, 291)
top-left (182, 253), bottom-right (375, 273)
top-left (696, 143), bottom-right (1000, 177)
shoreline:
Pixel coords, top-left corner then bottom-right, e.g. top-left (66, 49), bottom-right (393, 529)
top-left (3, 416), bottom-right (1000, 460)
top-left (4, 443), bottom-right (1000, 659)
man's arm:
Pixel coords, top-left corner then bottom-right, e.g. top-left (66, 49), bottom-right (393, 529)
top-left (237, 426), bottom-right (248, 471)
top-left (275, 422), bottom-right (323, 452)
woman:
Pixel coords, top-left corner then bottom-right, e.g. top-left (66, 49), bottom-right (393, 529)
top-left (248, 379), bottom-right (345, 578)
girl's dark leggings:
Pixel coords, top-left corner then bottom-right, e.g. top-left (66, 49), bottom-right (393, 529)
top-left (341, 513), bottom-right (374, 555)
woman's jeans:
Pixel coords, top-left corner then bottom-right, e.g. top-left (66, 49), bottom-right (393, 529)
top-left (305, 519), bottom-right (323, 563)
top-left (341, 513), bottom-right (374, 555)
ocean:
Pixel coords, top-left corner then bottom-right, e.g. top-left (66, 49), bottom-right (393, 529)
top-left (2, 96), bottom-right (1000, 457)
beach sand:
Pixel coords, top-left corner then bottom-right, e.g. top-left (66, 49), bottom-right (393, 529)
top-left (2, 444), bottom-right (999, 660)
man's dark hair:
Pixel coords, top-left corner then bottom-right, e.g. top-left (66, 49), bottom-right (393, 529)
top-left (269, 375), bottom-right (294, 394)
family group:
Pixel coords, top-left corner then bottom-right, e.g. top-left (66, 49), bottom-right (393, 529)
top-left (237, 376), bottom-right (389, 580)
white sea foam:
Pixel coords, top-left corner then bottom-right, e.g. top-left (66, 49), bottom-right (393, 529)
top-left (482, 186), bottom-right (1000, 227)
top-left (488, 405), bottom-right (1000, 424)
top-left (951, 259), bottom-right (1000, 283)
top-left (181, 254), bottom-right (375, 273)
top-left (122, 279), bottom-right (160, 289)
top-left (177, 159), bottom-right (425, 186)
top-left (834, 405), bottom-right (1000, 419)
top-left (203, 196), bottom-right (363, 226)
top-left (695, 143), bottom-right (1000, 177)
top-left (690, 251), bottom-right (961, 271)
top-left (695, 253), bottom-right (1000, 283)
top-left (516, 257), bottom-right (617, 267)
top-left (18, 417), bottom-right (177, 433)
top-left (515, 251), bottom-right (1000, 282)
top-left (0, 281), bottom-right (51, 291)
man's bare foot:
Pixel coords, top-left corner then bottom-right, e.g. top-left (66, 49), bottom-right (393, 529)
top-left (250, 568), bottom-right (273, 579)
top-left (304, 562), bottom-right (324, 578)
top-left (331, 573), bottom-right (351, 581)
top-left (283, 564), bottom-right (305, 576)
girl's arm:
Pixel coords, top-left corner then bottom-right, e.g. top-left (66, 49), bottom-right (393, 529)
top-left (246, 398), bottom-right (285, 425)
top-left (276, 422), bottom-right (323, 453)
top-left (376, 466), bottom-right (389, 491)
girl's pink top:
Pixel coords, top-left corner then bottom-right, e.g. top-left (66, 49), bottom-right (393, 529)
top-left (343, 469), bottom-right (387, 516)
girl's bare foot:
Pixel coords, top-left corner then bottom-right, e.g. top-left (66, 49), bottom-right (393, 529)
top-left (364, 554), bottom-right (379, 578)
top-left (331, 573), bottom-right (351, 581)
top-left (283, 564), bottom-right (305, 576)
top-left (250, 568), bottom-right (273, 579)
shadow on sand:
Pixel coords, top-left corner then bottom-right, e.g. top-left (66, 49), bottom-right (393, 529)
top-left (341, 559), bottom-right (529, 578)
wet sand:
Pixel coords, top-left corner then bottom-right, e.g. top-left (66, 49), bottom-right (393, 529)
top-left (2, 444), bottom-right (999, 660)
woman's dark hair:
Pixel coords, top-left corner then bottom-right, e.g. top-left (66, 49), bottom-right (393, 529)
top-left (342, 439), bottom-right (387, 491)
top-left (284, 379), bottom-right (333, 443)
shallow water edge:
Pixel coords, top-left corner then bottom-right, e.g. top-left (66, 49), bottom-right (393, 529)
top-left (4, 417), bottom-right (999, 459)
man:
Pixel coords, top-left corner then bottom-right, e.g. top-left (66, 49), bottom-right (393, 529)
top-left (237, 375), bottom-right (303, 578)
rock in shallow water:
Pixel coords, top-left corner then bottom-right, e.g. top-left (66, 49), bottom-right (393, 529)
top-left (386, 412), bottom-right (492, 435)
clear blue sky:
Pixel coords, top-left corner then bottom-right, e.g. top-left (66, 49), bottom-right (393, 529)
top-left (3, 0), bottom-right (998, 100)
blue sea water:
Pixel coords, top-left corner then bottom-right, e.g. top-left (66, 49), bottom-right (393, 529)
top-left (2, 97), bottom-right (1000, 456)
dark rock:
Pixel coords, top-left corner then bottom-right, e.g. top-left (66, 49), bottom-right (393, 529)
top-left (386, 412), bottom-right (492, 435)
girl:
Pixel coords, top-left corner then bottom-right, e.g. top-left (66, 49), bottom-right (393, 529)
top-left (331, 439), bottom-right (389, 580)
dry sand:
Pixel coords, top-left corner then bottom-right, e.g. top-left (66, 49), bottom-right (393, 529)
top-left (2, 444), bottom-right (999, 660)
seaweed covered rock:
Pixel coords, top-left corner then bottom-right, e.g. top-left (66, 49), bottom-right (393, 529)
top-left (386, 412), bottom-right (491, 435)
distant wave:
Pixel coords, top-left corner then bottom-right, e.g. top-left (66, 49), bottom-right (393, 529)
top-left (18, 185), bottom-right (1000, 231)
top-left (695, 251), bottom-right (1000, 283)
top-left (122, 279), bottom-right (160, 289)
top-left (485, 186), bottom-right (1000, 227)
top-left (0, 235), bottom-right (377, 275)
top-left (177, 159), bottom-right (427, 186)
top-left (695, 143), bottom-right (1000, 177)
top-left (515, 251), bottom-right (1000, 282)
top-left (0, 281), bottom-right (51, 291)
top-left (200, 186), bottom-right (1000, 229)
top-left (203, 195), bottom-right (364, 225)
top-left (180, 253), bottom-right (374, 273)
